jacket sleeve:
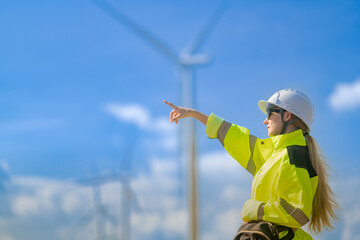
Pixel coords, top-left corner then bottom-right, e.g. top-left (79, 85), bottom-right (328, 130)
top-left (205, 113), bottom-right (265, 176)
top-left (242, 159), bottom-right (316, 228)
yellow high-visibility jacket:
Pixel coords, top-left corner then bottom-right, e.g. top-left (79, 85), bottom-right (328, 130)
top-left (206, 113), bottom-right (318, 240)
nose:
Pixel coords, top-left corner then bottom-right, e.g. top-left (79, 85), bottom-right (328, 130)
top-left (263, 118), bottom-right (269, 125)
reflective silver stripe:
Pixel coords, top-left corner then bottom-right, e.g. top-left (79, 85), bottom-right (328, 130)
top-left (280, 198), bottom-right (309, 226)
top-left (258, 203), bottom-right (265, 220)
top-left (246, 135), bottom-right (258, 175)
top-left (217, 121), bottom-right (231, 146)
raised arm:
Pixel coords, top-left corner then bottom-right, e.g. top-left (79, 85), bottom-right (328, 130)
top-left (163, 100), bottom-right (209, 125)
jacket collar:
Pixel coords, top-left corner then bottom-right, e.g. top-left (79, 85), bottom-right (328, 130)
top-left (270, 129), bottom-right (306, 151)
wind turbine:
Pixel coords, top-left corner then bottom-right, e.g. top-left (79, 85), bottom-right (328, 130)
top-left (72, 165), bottom-right (118, 240)
top-left (71, 128), bottom-right (141, 240)
top-left (72, 169), bottom-right (141, 240)
top-left (89, 1), bottom-right (228, 239)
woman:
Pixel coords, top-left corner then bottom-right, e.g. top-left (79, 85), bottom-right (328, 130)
top-left (164, 89), bottom-right (338, 240)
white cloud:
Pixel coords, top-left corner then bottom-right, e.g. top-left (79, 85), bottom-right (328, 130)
top-left (150, 157), bottom-right (177, 176)
top-left (103, 103), bottom-right (175, 133)
top-left (132, 212), bottom-right (162, 234)
top-left (341, 203), bottom-right (360, 240)
top-left (61, 189), bottom-right (91, 215)
top-left (163, 209), bottom-right (188, 235)
top-left (214, 208), bottom-right (243, 238)
top-left (328, 79), bottom-right (360, 111)
top-left (12, 195), bottom-right (42, 216)
top-left (10, 177), bottom-right (62, 217)
top-left (198, 151), bottom-right (252, 240)
top-left (104, 103), bottom-right (151, 128)
top-left (104, 102), bottom-right (177, 150)
top-left (199, 151), bottom-right (252, 182)
top-left (1, 153), bottom-right (359, 240)
top-left (336, 176), bottom-right (360, 240)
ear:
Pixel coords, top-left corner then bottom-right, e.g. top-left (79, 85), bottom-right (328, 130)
top-left (283, 111), bottom-right (293, 122)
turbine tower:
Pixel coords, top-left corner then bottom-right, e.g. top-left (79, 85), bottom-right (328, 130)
top-left (89, 1), bottom-right (228, 239)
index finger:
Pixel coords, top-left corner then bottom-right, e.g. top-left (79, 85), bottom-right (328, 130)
top-left (163, 100), bottom-right (178, 110)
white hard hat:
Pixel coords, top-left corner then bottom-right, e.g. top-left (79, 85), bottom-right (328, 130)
top-left (258, 89), bottom-right (314, 131)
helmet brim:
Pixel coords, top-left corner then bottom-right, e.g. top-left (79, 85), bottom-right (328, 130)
top-left (258, 100), bottom-right (269, 115)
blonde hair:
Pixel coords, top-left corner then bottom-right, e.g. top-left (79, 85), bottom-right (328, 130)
top-left (294, 119), bottom-right (339, 233)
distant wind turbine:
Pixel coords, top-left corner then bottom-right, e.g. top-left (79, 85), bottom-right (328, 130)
top-left (72, 166), bottom-right (118, 240)
top-left (71, 128), bottom-right (141, 240)
top-left (72, 171), bottom-right (117, 240)
top-left (89, 1), bottom-right (229, 239)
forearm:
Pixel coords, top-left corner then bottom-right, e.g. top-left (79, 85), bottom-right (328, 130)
top-left (189, 109), bottom-right (209, 126)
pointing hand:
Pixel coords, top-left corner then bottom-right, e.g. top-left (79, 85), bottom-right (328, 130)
top-left (163, 100), bottom-right (193, 124)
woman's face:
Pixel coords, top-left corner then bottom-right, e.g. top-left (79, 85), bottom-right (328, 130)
top-left (263, 108), bottom-right (284, 137)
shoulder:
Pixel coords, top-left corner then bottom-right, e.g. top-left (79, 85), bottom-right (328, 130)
top-left (286, 145), bottom-right (317, 178)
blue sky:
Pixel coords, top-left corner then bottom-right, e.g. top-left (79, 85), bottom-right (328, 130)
top-left (1, 0), bottom-right (360, 239)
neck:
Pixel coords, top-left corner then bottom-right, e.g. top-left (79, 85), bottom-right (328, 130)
top-left (284, 124), bottom-right (297, 134)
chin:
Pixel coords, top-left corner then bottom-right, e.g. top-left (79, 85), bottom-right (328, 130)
top-left (268, 130), bottom-right (277, 137)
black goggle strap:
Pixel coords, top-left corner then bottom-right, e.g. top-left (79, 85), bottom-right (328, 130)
top-left (279, 110), bottom-right (298, 134)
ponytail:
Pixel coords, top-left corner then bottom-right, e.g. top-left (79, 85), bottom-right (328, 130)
top-left (294, 119), bottom-right (339, 233)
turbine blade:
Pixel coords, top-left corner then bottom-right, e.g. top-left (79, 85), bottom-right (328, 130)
top-left (119, 177), bottom-right (143, 213)
top-left (181, 0), bottom-right (229, 55)
top-left (75, 172), bottom-right (120, 186)
top-left (126, 185), bottom-right (144, 215)
top-left (102, 207), bottom-right (118, 225)
top-left (90, 0), bottom-right (179, 64)
top-left (69, 207), bottom-right (94, 234)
